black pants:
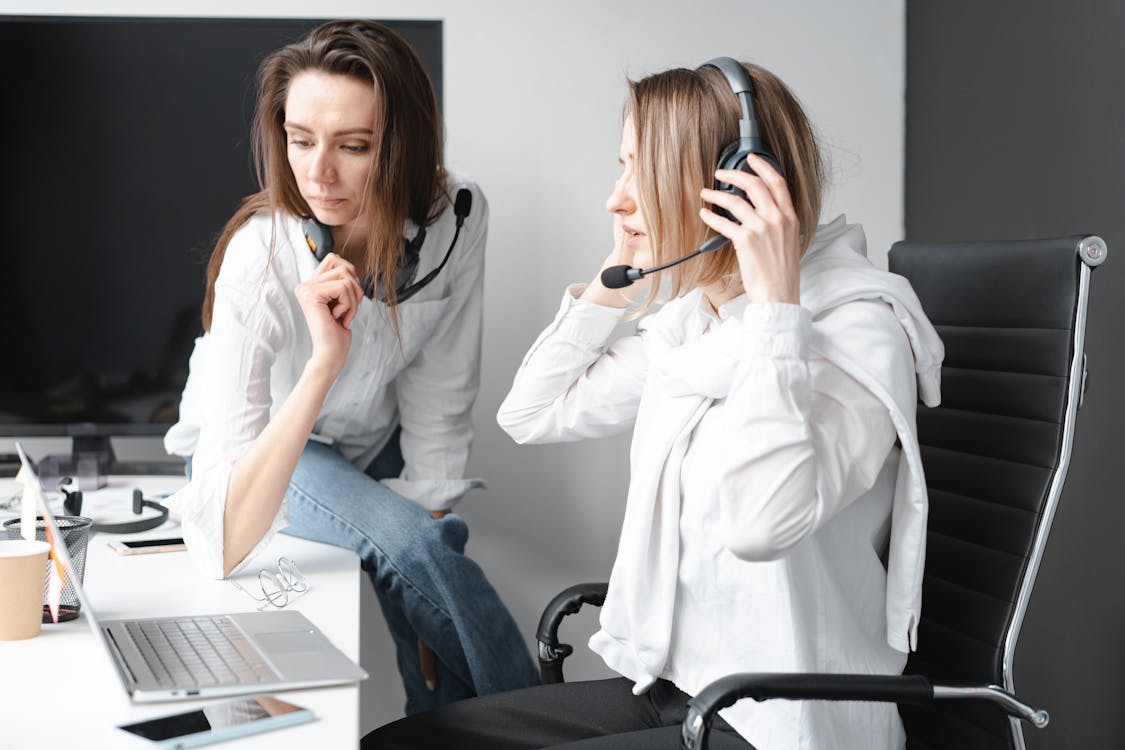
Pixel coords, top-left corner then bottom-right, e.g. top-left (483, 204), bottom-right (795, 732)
top-left (363, 677), bottom-right (756, 749)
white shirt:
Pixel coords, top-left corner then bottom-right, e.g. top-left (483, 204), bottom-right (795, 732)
top-left (164, 177), bottom-right (488, 579)
top-left (497, 217), bottom-right (944, 749)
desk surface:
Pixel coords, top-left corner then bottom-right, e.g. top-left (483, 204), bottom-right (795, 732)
top-left (0, 476), bottom-right (363, 748)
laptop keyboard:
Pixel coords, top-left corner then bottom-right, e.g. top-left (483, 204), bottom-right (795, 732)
top-left (125, 617), bottom-right (280, 688)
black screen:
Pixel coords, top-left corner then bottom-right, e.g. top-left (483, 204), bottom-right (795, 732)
top-left (0, 16), bottom-right (442, 437)
top-left (122, 536), bottom-right (185, 548)
top-left (121, 708), bottom-right (218, 740)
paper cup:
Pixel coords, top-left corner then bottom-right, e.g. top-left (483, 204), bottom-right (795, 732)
top-left (0, 539), bottom-right (51, 640)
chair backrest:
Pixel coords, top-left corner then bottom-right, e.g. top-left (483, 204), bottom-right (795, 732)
top-left (888, 236), bottom-right (1105, 750)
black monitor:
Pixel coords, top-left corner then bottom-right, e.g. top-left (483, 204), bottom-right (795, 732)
top-left (0, 15), bottom-right (443, 474)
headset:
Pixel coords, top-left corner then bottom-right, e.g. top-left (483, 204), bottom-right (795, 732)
top-left (60, 480), bottom-right (170, 534)
top-left (302, 188), bottom-right (473, 304)
top-left (701, 56), bottom-right (782, 220)
top-left (601, 57), bottom-right (783, 289)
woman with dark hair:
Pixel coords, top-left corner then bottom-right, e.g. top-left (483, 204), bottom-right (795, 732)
top-left (163, 20), bottom-right (538, 714)
top-left (366, 58), bottom-right (943, 749)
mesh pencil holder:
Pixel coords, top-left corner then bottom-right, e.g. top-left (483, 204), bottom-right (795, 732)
top-left (3, 515), bottom-right (93, 622)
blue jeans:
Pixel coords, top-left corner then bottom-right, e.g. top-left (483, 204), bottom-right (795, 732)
top-left (278, 436), bottom-right (539, 714)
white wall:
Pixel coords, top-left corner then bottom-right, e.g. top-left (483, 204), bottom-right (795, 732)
top-left (3, 0), bottom-right (904, 732)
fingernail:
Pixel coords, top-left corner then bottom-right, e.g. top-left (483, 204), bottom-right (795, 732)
top-left (425, 679), bottom-right (435, 691)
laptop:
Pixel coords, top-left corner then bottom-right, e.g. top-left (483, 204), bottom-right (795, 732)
top-left (14, 443), bottom-right (368, 702)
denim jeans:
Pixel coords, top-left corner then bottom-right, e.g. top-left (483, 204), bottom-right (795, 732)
top-left (277, 436), bottom-right (539, 714)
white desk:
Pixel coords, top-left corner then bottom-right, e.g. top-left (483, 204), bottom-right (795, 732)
top-left (0, 477), bottom-right (364, 748)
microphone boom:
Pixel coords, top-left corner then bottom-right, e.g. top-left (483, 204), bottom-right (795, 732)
top-left (598, 234), bottom-right (729, 289)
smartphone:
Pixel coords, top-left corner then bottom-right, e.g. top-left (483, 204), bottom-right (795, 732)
top-left (108, 537), bottom-right (188, 555)
top-left (118, 695), bottom-right (314, 748)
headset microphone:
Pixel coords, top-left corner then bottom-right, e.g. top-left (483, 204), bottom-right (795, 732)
top-left (600, 234), bottom-right (729, 289)
top-left (453, 188), bottom-right (472, 227)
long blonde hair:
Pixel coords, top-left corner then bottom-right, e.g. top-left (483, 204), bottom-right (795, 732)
top-left (627, 62), bottom-right (824, 311)
top-left (201, 20), bottom-right (447, 330)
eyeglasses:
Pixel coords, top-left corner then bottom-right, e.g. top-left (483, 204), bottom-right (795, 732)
top-left (230, 557), bottom-right (308, 609)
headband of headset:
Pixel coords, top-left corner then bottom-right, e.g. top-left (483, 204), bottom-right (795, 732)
top-left (698, 57), bottom-right (781, 217)
top-left (60, 483), bottom-right (170, 534)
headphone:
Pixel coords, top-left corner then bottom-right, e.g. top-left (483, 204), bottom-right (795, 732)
top-left (60, 481), bottom-right (170, 534)
top-left (598, 57), bottom-right (785, 291)
top-left (699, 57), bottom-right (782, 220)
top-left (302, 188), bottom-right (473, 304)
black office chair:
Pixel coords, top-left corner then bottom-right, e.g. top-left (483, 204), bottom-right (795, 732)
top-left (535, 236), bottom-right (1107, 750)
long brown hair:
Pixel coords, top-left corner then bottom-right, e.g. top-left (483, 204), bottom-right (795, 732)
top-left (201, 20), bottom-right (447, 330)
top-left (627, 61), bottom-right (824, 311)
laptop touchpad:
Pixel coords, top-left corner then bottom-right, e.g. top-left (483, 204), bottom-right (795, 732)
top-left (255, 631), bottom-right (323, 654)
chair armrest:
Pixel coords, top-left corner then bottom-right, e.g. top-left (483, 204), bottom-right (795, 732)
top-left (536, 582), bottom-right (608, 684)
top-left (680, 673), bottom-right (1049, 750)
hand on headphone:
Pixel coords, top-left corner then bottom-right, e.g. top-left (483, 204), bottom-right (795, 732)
top-left (294, 252), bottom-right (365, 379)
top-left (699, 153), bottom-right (801, 305)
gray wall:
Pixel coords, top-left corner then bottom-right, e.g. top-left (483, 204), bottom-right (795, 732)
top-left (905, 2), bottom-right (1125, 747)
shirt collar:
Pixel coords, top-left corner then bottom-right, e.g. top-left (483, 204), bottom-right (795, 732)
top-left (716, 294), bottom-right (749, 322)
top-left (692, 289), bottom-right (750, 329)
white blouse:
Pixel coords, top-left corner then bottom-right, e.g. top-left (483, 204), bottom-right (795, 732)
top-left (164, 177), bottom-right (488, 579)
top-left (498, 217), bottom-right (943, 749)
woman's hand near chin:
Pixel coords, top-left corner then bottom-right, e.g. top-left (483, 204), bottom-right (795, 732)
top-left (580, 215), bottom-right (653, 309)
top-left (294, 252), bottom-right (365, 380)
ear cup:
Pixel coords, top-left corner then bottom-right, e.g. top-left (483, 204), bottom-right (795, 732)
top-left (302, 216), bottom-right (334, 262)
top-left (711, 142), bottom-right (782, 221)
top-left (373, 228), bottom-right (427, 303)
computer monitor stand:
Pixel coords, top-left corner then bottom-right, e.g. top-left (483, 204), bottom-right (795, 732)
top-left (37, 435), bottom-right (184, 491)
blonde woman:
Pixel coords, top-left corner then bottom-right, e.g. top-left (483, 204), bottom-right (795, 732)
top-left (367, 58), bottom-right (942, 749)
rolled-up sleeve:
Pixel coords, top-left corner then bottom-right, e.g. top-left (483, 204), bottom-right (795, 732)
top-left (166, 224), bottom-right (290, 578)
